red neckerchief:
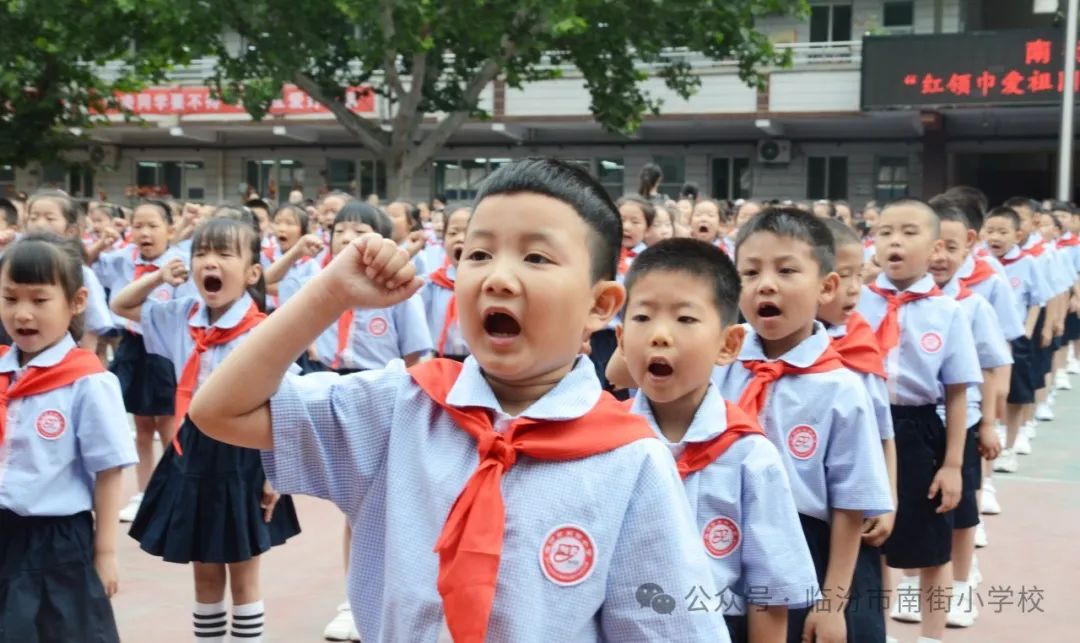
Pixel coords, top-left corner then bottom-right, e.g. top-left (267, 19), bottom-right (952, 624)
top-left (429, 267), bottom-right (457, 356)
top-left (959, 257), bottom-right (996, 289)
top-left (675, 400), bottom-right (765, 478)
top-left (830, 311), bottom-right (886, 379)
top-left (865, 283), bottom-right (942, 353)
top-left (737, 345), bottom-right (845, 418)
top-left (0, 346), bottom-right (104, 446)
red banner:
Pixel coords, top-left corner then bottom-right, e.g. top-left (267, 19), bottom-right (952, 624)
top-left (113, 85), bottom-right (374, 116)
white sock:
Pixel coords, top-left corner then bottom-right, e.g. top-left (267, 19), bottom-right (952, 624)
top-left (230, 600), bottom-right (265, 642)
top-left (193, 601), bottom-right (227, 642)
top-left (916, 638), bottom-right (942, 643)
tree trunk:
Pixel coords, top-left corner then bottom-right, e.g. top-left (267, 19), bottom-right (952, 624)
top-left (385, 150), bottom-right (418, 201)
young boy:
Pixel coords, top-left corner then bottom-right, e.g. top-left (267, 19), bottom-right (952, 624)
top-left (711, 207), bottom-right (893, 643)
top-left (924, 203), bottom-right (1011, 628)
top-left (984, 206), bottom-right (1053, 474)
top-left (618, 238), bottom-right (818, 643)
top-left (1050, 202), bottom-right (1080, 377)
top-left (857, 199), bottom-right (982, 643)
top-left (189, 159), bottom-right (732, 642)
top-left (422, 206), bottom-right (471, 361)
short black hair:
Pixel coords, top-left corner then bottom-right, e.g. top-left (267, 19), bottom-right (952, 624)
top-left (929, 198), bottom-right (972, 229)
top-left (985, 206), bottom-right (1021, 230)
top-left (930, 194), bottom-right (981, 231)
top-left (1003, 196), bottom-right (1040, 216)
top-left (679, 182), bottom-right (699, 200)
top-left (1048, 200), bottom-right (1076, 215)
top-left (0, 198), bottom-right (17, 227)
top-left (616, 194), bottom-right (656, 228)
top-left (943, 186), bottom-right (988, 229)
top-left (882, 197), bottom-right (941, 238)
top-left (244, 198), bottom-right (271, 213)
top-left (821, 217), bottom-right (861, 249)
top-left (334, 201), bottom-right (391, 239)
top-left (137, 199), bottom-right (174, 225)
top-left (0, 232), bottom-right (86, 339)
top-left (813, 199), bottom-right (836, 219)
top-left (735, 206), bottom-right (836, 274)
top-left (474, 157), bottom-right (621, 282)
top-left (624, 238), bottom-right (741, 326)
top-left (272, 203), bottom-right (310, 235)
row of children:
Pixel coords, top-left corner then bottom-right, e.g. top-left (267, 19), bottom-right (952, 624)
top-left (1, 156), bottom-right (1072, 643)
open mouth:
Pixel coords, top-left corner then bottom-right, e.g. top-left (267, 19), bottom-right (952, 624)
top-left (887, 252), bottom-right (903, 263)
top-left (451, 245), bottom-right (464, 261)
top-left (757, 303), bottom-right (782, 318)
top-left (483, 311), bottom-right (521, 337)
top-left (203, 275), bottom-right (223, 293)
top-left (15, 328), bottom-right (39, 337)
top-left (647, 357), bottom-right (674, 377)
top-left (277, 235), bottom-right (289, 245)
top-left (697, 224), bottom-right (710, 233)
top-left (841, 302), bottom-right (856, 313)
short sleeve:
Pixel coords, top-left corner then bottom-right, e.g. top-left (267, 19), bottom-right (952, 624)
top-left (393, 295), bottom-right (433, 358)
top-left (599, 443), bottom-right (731, 641)
top-left (864, 375), bottom-right (894, 440)
top-left (92, 249), bottom-right (126, 290)
top-left (261, 364), bottom-right (407, 518)
top-left (969, 300), bottom-right (1013, 369)
top-left (75, 372), bottom-right (138, 473)
top-left (940, 307), bottom-right (983, 386)
top-left (81, 267), bottom-right (115, 334)
top-left (824, 387), bottom-right (893, 516)
top-left (141, 297), bottom-right (198, 365)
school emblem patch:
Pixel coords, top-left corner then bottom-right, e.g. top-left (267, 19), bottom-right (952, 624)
top-left (36, 410), bottom-right (67, 440)
top-left (1010, 276), bottom-right (1021, 289)
top-left (367, 316), bottom-right (388, 337)
top-left (787, 425), bottom-right (818, 460)
top-left (153, 287), bottom-right (172, 302)
top-left (920, 332), bottom-right (943, 354)
top-left (539, 524), bottom-right (596, 586)
top-left (702, 516), bottom-right (740, 559)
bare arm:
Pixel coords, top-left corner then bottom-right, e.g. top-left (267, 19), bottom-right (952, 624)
top-left (803, 509), bottom-right (863, 643)
top-left (93, 467), bottom-right (124, 597)
top-left (109, 258), bottom-right (187, 322)
top-left (747, 605), bottom-right (787, 643)
top-left (932, 383), bottom-right (967, 514)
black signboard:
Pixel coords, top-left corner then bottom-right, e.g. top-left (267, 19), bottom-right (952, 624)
top-left (861, 28), bottom-right (1079, 110)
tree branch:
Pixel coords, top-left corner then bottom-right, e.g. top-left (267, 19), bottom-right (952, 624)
top-left (291, 71), bottom-right (389, 155)
top-left (378, 0), bottom-right (406, 97)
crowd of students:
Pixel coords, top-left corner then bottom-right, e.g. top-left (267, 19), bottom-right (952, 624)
top-left (0, 158), bottom-right (1076, 643)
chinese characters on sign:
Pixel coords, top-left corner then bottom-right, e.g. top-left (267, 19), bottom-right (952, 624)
top-left (112, 85), bottom-right (375, 116)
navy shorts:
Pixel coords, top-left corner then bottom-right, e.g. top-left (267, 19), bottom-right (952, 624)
top-left (884, 405), bottom-right (953, 569)
top-left (1007, 337), bottom-right (1036, 405)
top-left (1066, 313), bottom-right (1080, 342)
top-left (955, 422), bottom-right (983, 530)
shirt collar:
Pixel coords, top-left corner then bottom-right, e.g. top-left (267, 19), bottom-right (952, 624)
top-left (873, 272), bottom-right (937, 294)
top-left (941, 274), bottom-right (963, 297)
top-left (957, 253), bottom-right (976, 279)
top-left (825, 322), bottom-right (847, 338)
top-left (738, 320), bottom-right (831, 367)
top-left (630, 242), bottom-right (648, 255)
top-left (189, 293), bottom-right (254, 330)
top-left (1003, 245), bottom-right (1022, 261)
top-left (631, 384), bottom-right (729, 446)
top-left (0, 334), bottom-right (76, 373)
top-left (1023, 233), bottom-right (1043, 249)
top-left (446, 355), bottom-right (601, 420)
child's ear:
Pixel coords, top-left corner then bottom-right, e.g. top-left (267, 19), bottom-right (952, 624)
top-left (69, 286), bottom-right (89, 316)
top-left (586, 280), bottom-right (626, 334)
top-left (715, 324), bottom-right (746, 366)
top-left (246, 262), bottom-right (263, 287)
top-left (615, 323), bottom-right (625, 350)
top-left (818, 271), bottom-right (840, 306)
top-left (965, 228), bottom-right (978, 249)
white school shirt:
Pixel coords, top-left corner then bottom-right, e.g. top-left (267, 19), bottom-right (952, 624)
top-left (264, 356), bottom-right (731, 642)
top-left (956, 254), bottom-right (1025, 340)
top-left (825, 322), bottom-right (895, 441)
top-left (630, 386), bottom-right (819, 614)
top-left (80, 265), bottom-right (115, 334)
top-left (857, 274), bottom-right (983, 406)
top-left (418, 245), bottom-right (447, 277)
top-left (420, 265), bottom-right (469, 356)
top-left (312, 295), bottom-right (433, 370)
top-left (94, 245), bottom-right (196, 333)
top-left (0, 335), bottom-right (136, 516)
top-left (1061, 234), bottom-right (1080, 275)
top-left (1025, 235), bottom-right (1071, 296)
top-left (999, 246), bottom-right (1051, 325)
top-left (936, 281), bottom-right (1012, 428)
top-left (710, 323), bottom-right (893, 523)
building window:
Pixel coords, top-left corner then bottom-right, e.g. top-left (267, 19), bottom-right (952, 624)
top-left (327, 159), bottom-right (357, 195)
top-left (136, 161), bottom-right (205, 200)
top-left (244, 159), bottom-right (303, 201)
top-left (810, 3), bottom-right (853, 42)
top-left (807, 156), bottom-right (848, 199)
top-left (875, 157), bottom-right (909, 202)
top-left (596, 157), bottom-right (625, 198)
top-left (711, 157), bottom-right (752, 200)
top-left (883, 1), bottom-right (915, 30)
top-left (0, 164), bottom-right (14, 196)
top-left (652, 155), bottom-right (685, 200)
top-left (432, 158), bottom-right (508, 202)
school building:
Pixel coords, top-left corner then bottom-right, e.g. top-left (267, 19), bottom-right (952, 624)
top-left (3, 0), bottom-right (1077, 207)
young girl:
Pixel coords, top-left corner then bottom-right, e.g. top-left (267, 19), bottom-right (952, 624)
top-left (262, 204), bottom-right (322, 310)
top-left (114, 217), bottom-right (300, 643)
top-left (94, 200), bottom-right (193, 522)
top-left (24, 191), bottom-right (117, 355)
top-left (644, 203), bottom-right (675, 246)
top-left (0, 233), bottom-right (136, 642)
top-left (421, 206), bottom-right (470, 360)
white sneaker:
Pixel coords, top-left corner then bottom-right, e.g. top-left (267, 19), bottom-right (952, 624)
top-left (994, 449), bottom-right (1019, 473)
top-left (996, 425), bottom-right (1007, 447)
top-left (890, 576), bottom-right (922, 623)
top-left (1015, 433), bottom-right (1033, 455)
top-left (947, 583), bottom-right (979, 628)
top-left (1055, 370), bottom-right (1072, 390)
top-left (1024, 420), bottom-right (1038, 440)
top-left (970, 555), bottom-right (983, 587)
top-left (1036, 402), bottom-right (1054, 421)
top-left (323, 602), bottom-right (361, 641)
top-left (118, 493), bottom-right (143, 523)
top-left (980, 487), bottom-right (1002, 515)
top-left (1067, 359), bottom-right (1080, 375)
top-left (885, 637), bottom-right (899, 643)
top-left (974, 522), bottom-right (989, 548)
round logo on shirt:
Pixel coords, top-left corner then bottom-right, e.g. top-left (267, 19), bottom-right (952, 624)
top-left (920, 332), bottom-right (944, 354)
top-left (367, 316), bottom-right (388, 337)
top-left (152, 287), bottom-right (171, 302)
top-left (539, 524), bottom-right (596, 586)
top-left (787, 425), bottom-right (818, 460)
top-left (35, 410), bottom-right (67, 440)
top-left (1010, 276), bottom-right (1021, 289)
top-left (702, 516), bottom-right (741, 559)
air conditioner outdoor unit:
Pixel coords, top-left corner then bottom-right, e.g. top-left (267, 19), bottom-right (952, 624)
top-left (757, 139), bottom-right (791, 165)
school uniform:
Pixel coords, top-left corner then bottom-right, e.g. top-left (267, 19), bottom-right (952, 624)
top-left (825, 314), bottom-right (894, 441)
top-left (81, 265), bottom-right (116, 336)
top-left (94, 245), bottom-right (195, 416)
top-left (418, 244), bottom-right (448, 277)
top-left (956, 253), bottom-right (1025, 341)
top-left (1000, 245), bottom-right (1054, 402)
top-left (128, 294), bottom-right (301, 563)
top-left (857, 274), bottom-right (982, 569)
top-left (311, 295), bottom-right (433, 372)
top-left (0, 335), bottom-right (136, 642)
top-left (1058, 234), bottom-right (1080, 341)
top-left (1022, 236), bottom-right (1065, 385)
top-left (711, 323), bottom-right (893, 643)
top-left (421, 264), bottom-right (469, 360)
top-left (630, 386), bottom-right (818, 643)
top-left (939, 279), bottom-right (1012, 530)
top-left (264, 356), bottom-right (732, 642)
top-left (262, 245), bottom-right (320, 310)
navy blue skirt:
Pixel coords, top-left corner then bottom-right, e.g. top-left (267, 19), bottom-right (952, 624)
top-left (0, 509), bottom-right (119, 643)
top-left (129, 418), bottom-right (301, 564)
top-left (955, 422), bottom-right (982, 530)
top-left (110, 332), bottom-right (176, 416)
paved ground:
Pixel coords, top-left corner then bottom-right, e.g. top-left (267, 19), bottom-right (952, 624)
top-left (113, 385), bottom-right (1080, 642)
